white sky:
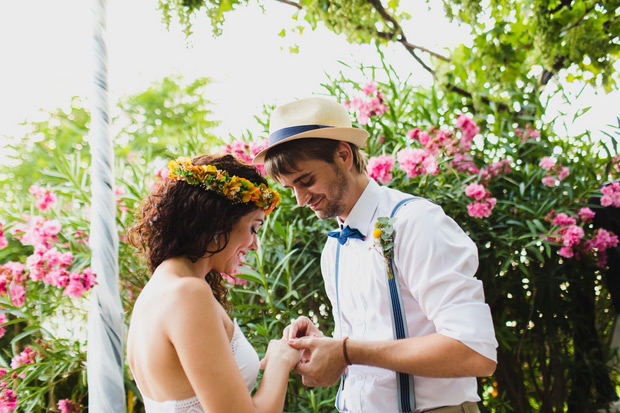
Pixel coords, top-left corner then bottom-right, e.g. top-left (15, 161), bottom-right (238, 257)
top-left (0, 0), bottom-right (618, 152)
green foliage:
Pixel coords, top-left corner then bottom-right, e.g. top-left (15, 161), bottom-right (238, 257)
top-left (318, 59), bottom-right (620, 411)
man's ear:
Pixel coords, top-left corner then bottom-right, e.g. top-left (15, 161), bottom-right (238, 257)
top-left (334, 141), bottom-right (354, 171)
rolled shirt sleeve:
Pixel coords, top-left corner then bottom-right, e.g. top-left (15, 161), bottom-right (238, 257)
top-left (394, 200), bottom-right (498, 362)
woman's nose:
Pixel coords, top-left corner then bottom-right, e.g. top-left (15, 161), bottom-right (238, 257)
top-left (249, 234), bottom-right (258, 251)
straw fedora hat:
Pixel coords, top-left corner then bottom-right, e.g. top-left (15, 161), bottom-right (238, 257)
top-left (252, 96), bottom-right (369, 164)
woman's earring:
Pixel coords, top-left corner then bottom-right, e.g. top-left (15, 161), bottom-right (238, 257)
top-left (213, 233), bottom-right (219, 246)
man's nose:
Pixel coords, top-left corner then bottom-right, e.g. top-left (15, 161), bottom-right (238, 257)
top-left (295, 188), bottom-right (310, 207)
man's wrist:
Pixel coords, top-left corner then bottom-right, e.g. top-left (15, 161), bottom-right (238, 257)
top-left (342, 336), bottom-right (352, 365)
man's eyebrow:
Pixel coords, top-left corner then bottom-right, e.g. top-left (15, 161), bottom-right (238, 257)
top-left (293, 172), bottom-right (312, 184)
top-left (283, 172), bottom-right (312, 189)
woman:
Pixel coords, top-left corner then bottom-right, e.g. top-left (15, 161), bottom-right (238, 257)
top-left (127, 154), bottom-right (299, 412)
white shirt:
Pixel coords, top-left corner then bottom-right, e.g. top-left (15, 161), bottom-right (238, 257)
top-left (321, 180), bottom-right (498, 412)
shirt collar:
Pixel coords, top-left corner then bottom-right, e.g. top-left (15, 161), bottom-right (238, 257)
top-left (337, 179), bottom-right (381, 237)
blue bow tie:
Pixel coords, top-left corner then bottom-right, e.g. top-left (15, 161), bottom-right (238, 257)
top-left (327, 225), bottom-right (365, 245)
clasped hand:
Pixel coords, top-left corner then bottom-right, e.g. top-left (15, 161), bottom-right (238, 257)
top-left (283, 316), bottom-right (348, 387)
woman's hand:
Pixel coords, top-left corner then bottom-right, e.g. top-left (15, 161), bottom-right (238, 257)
top-left (260, 338), bottom-right (300, 371)
top-left (282, 316), bottom-right (324, 340)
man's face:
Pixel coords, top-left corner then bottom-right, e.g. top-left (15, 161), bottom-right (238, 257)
top-left (278, 157), bottom-right (349, 220)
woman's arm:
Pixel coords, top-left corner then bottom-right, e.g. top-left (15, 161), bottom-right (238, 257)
top-left (166, 278), bottom-right (298, 413)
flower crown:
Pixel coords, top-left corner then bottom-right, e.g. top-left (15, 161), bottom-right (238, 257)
top-left (167, 157), bottom-right (281, 215)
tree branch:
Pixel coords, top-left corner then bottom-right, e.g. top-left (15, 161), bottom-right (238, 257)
top-left (547, 0), bottom-right (572, 15)
top-left (274, 0), bottom-right (301, 9)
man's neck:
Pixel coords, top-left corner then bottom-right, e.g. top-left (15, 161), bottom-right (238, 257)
top-left (338, 174), bottom-right (371, 221)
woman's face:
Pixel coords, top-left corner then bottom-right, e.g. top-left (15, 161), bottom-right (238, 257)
top-left (213, 208), bottom-right (265, 274)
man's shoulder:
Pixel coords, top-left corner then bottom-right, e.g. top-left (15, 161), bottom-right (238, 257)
top-left (376, 185), bottom-right (433, 215)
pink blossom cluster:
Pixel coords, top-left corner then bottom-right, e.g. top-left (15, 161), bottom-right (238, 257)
top-left (0, 264), bottom-right (26, 307)
top-left (10, 346), bottom-right (37, 370)
top-left (464, 183), bottom-right (497, 218)
top-left (0, 223), bottom-right (7, 250)
top-left (538, 157), bottom-right (570, 187)
top-left (456, 114), bottom-right (480, 150)
top-left (221, 267), bottom-right (248, 286)
top-left (613, 155), bottom-right (620, 173)
top-left (0, 386), bottom-right (17, 413)
top-left (587, 229), bottom-right (620, 267)
top-left (58, 399), bottom-right (79, 413)
top-left (367, 154), bottom-right (395, 184)
top-left (154, 166), bottom-right (170, 180)
top-left (222, 139), bottom-right (268, 175)
top-left (407, 115), bottom-right (479, 159)
top-left (478, 160), bottom-right (512, 185)
top-left (515, 124), bottom-right (540, 142)
top-left (28, 185), bottom-right (57, 212)
top-left (11, 215), bottom-right (61, 250)
top-left (0, 313), bottom-right (7, 339)
top-left (397, 148), bottom-right (438, 178)
top-left (545, 210), bottom-right (619, 266)
top-left (601, 182), bottom-right (620, 207)
top-left (344, 81), bottom-right (388, 125)
top-left (3, 215), bottom-right (97, 304)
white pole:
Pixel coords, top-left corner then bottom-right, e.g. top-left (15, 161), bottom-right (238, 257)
top-left (86, 0), bottom-right (126, 411)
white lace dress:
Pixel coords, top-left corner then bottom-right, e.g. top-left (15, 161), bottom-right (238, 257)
top-left (140, 320), bottom-right (260, 412)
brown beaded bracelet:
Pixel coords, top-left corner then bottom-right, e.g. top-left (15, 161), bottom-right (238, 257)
top-left (342, 336), bottom-right (352, 365)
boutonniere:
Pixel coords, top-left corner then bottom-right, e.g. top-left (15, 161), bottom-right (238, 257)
top-left (373, 216), bottom-right (397, 279)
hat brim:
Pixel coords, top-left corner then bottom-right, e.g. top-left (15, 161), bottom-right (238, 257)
top-left (252, 127), bottom-right (369, 165)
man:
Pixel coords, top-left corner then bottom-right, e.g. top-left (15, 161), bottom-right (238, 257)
top-left (253, 97), bottom-right (498, 412)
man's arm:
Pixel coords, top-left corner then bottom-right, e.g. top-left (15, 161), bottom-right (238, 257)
top-left (288, 333), bottom-right (496, 387)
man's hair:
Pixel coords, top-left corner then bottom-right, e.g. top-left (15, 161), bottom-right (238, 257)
top-left (264, 138), bottom-right (367, 180)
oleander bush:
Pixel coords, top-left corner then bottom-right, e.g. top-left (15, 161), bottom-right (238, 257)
top-left (1, 61), bottom-right (619, 413)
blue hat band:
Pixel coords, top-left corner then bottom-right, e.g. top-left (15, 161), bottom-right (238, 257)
top-left (269, 124), bottom-right (334, 145)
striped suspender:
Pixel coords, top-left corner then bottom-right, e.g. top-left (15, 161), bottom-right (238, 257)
top-left (388, 197), bottom-right (418, 412)
top-left (334, 197), bottom-right (418, 412)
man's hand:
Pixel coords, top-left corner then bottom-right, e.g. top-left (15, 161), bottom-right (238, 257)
top-left (288, 337), bottom-right (348, 387)
top-left (283, 316), bottom-right (324, 340)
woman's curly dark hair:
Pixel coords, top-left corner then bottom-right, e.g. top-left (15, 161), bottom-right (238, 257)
top-left (128, 154), bottom-right (268, 305)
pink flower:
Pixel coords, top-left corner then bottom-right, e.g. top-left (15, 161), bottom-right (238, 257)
top-left (601, 183), bottom-right (620, 207)
top-left (0, 237), bottom-right (6, 250)
top-left (456, 114), bottom-right (479, 142)
top-left (41, 220), bottom-right (61, 238)
top-left (9, 283), bottom-right (25, 307)
top-left (397, 148), bottom-right (428, 178)
top-left (249, 139), bottom-right (269, 157)
top-left (558, 167), bottom-right (570, 181)
top-left (578, 207), bottom-right (596, 222)
top-left (465, 183), bottom-right (487, 201)
top-left (0, 388), bottom-right (17, 412)
top-left (63, 268), bottom-right (97, 298)
top-left (3, 262), bottom-right (24, 278)
top-left (542, 176), bottom-right (557, 187)
top-left (407, 129), bottom-right (420, 141)
top-left (29, 185), bottom-right (57, 211)
top-left (366, 154), bottom-right (395, 184)
top-left (0, 313), bottom-right (7, 339)
top-left (558, 246), bottom-right (574, 258)
top-left (539, 157), bottom-right (555, 171)
top-left (362, 81), bottom-right (378, 96)
top-left (154, 166), bottom-right (169, 180)
top-left (592, 228), bottom-right (619, 251)
top-left (450, 153), bottom-right (478, 174)
top-left (467, 198), bottom-right (497, 219)
top-left (552, 213), bottom-right (577, 227)
top-left (58, 399), bottom-right (78, 413)
top-left (11, 346), bottom-right (36, 369)
top-left (221, 273), bottom-right (248, 286)
top-left (418, 131), bottom-right (430, 147)
top-left (562, 225), bottom-right (585, 247)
